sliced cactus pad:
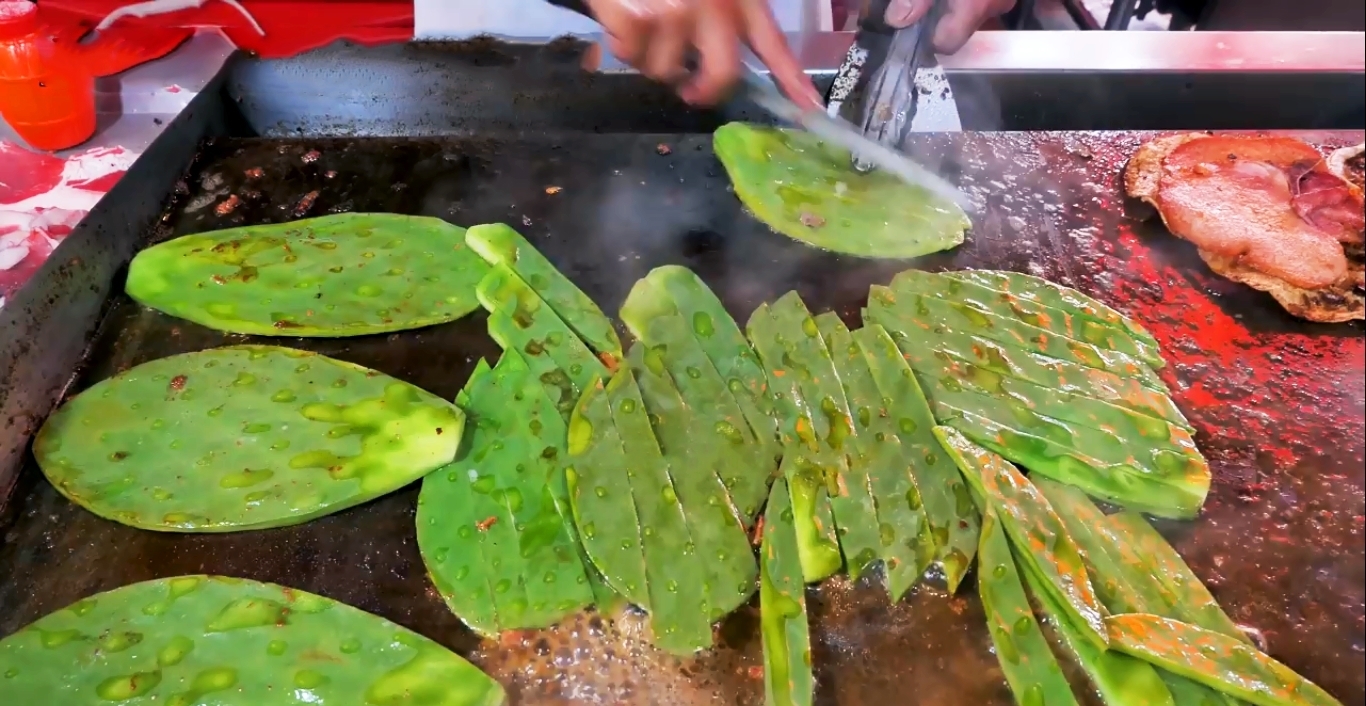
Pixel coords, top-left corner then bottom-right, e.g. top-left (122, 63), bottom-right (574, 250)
top-left (126, 213), bottom-right (490, 336)
top-left (34, 345), bottom-right (462, 532)
top-left (466, 223), bottom-right (623, 365)
top-left (0, 576), bottom-right (504, 706)
top-left (417, 350), bottom-right (594, 636)
top-left (760, 477), bottom-right (815, 706)
top-left (712, 122), bottom-right (970, 259)
top-left (566, 364), bottom-right (759, 655)
top-left (620, 272), bottom-right (776, 525)
top-left (864, 274), bottom-right (1209, 519)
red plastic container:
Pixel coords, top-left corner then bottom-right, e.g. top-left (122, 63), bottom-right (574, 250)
top-left (0, 1), bottom-right (95, 151)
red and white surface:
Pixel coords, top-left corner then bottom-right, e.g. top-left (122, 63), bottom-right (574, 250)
top-left (0, 141), bottom-right (137, 307)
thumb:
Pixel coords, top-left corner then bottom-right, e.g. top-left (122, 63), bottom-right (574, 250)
top-left (933, 1), bottom-right (996, 54)
top-left (885, 0), bottom-right (931, 28)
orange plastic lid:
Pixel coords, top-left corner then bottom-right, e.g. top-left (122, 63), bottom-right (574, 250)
top-left (0, 2), bottom-right (38, 40)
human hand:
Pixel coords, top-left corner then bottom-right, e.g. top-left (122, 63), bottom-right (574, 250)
top-left (883, 0), bottom-right (1015, 54)
top-left (583, 0), bottom-right (824, 109)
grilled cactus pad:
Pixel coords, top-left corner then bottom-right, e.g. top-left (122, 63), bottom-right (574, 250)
top-left (713, 122), bottom-right (970, 259)
top-left (126, 213), bottom-right (489, 336)
top-left (35, 345), bottom-right (461, 532)
top-left (0, 576), bottom-right (504, 706)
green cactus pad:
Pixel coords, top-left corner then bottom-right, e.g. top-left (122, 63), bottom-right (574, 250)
top-left (745, 302), bottom-right (841, 583)
top-left (622, 303), bottom-right (775, 521)
top-left (866, 284), bottom-right (1168, 393)
top-left (712, 122), bottom-right (970, 259)
top-left (466, 224), bottom-right (623, 365)
top-left (568, 361), bottom-right (765, 654)
top-left (417, 351), bottom-right (594, 636)
top-left (750, 295), bottom-right (882, 583)
top-left (815, 314), bottom-right (937, 599)
top-left (0, 575), bottom-right (505, 706)
top-left (125, 214), bottom-right (490, 336)
top-left (760, 477), bottom-right (814, 706)
top-left (34, 345), bottom-right (461, 532)
top-left (620, 266), bottom-right (780, 467)
top-left (893, 269), bottom-right (1165, 370)
top-left (627, 344), bottom-right (758, 620)
top-left (934, 426), bottom-right (1109, 650)
top-left (852, 324), bottom-right (980, 594)
top-left (943, 269), bottom-right (1159, 353)
top-left (478, 264), bottom-right (609, 412)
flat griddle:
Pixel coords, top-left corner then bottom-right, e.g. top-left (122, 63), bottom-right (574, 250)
top-left (0, 129), bottom-right (1361, 706)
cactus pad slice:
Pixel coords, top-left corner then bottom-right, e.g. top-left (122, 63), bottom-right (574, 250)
top-left (867, 284), bottom-right (1168, 393)
top-left (760, 477), bottom-right (815, 706)
top-left (1019, 560), bottom-right (1177, 706)
top-left (893, 269), bottom-right (1165, 370)
top-left (622, 276), bottom-right (775, 524)
top-left (566, 376), bottom-right (651, 610)
top-left (417, 350), bottom-right (594, 636)
top-left (125, 213), bottom-right (489, 336)
top-left (0, 575), bottom-right (505, 706)
top-left (944, 269), bottom-right (1159, 353)
top-left (621, 266), bottom-right (780, 466)
top-left (911, 351), bottom-right (1208, 491)
top-left (570, 368), bottom-right (738, 654)
top-left (1036, 478), bottom-right (1242, 706)
top-left (1105, 615), bottom-right (1343, 706)
top-left (976, 508), bottom-right (1080, 706)
top-left (627, 345), bottom-right (758, 619)
top-left (602, 366), bottom-right (715, 653)
top-left (745, 299), bottom-right (858, 583)
top-left (466, 223), bottom-right (623, 365)
top-left (853, 324), bottom-right (980, 593)
top-left (34, 345), bottom-right (461, 532)
top-left (712, 123), bottom-right (970, 259)
top-left (932, 402), bottom-right (1207, 519)
top-left (887, 323), bottom-right (1192, 431)
top-left (478, 264), bottom-right (608, 415)
top-left (934, 426), bottom-right (1109, 650)
top-left (815, 313), bottom-right (931, 590)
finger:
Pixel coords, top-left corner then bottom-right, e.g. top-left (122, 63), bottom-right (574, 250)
top-left (587, 0), bottom-right (651, 65)
top-left (680, 0), bottom-right (741, 105)
top-left (641, 0), bottom-right (692, 82)
top-left (933, 1), bottom-right (998, 54)
top-left (738, 0), bottom-right (824, 110)
top-left (885, 0), bottom-right (931, 28)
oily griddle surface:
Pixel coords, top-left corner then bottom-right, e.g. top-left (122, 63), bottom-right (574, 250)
top-left (0, 131), bottom-right (1362, 706)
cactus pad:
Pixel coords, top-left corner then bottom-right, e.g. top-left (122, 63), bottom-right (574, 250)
top-left (466, 224), bottom-right (623, 364)
top-left (619, 265), bottom-right (780, 468)
top-left (0, 575), bottom-right (505, 706)
top-left (34, 345), bottom-right (462, 532)
top-left (566, 363), bottom-right (761, 654)
top-left (712, 122), bottom-right (970, 259)
top-left (125, 214), bottom-right (490, 336)
top-left (760, 477), bottom-right (814, 706)
top-left (417, 350), bottom-right (594, 636)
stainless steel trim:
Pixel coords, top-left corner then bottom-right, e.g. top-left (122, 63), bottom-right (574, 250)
top-left (592, 30), bottom-right (1366, 74)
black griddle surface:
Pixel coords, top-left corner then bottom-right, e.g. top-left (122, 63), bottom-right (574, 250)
top-left (0, 131), bottom-right (1361, 706)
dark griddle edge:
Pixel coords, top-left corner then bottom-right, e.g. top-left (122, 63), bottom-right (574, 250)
top-left (0, 61), bottom-right (237, 516)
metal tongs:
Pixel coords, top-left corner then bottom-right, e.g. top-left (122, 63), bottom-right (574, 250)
top-left (546, 0), bottom-right (969, 209)
top-left (829, 0), bottom-right (962, 164)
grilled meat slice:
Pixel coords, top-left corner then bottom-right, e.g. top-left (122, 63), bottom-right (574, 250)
top-left (1125, 133), bottom-right (1364, 323)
